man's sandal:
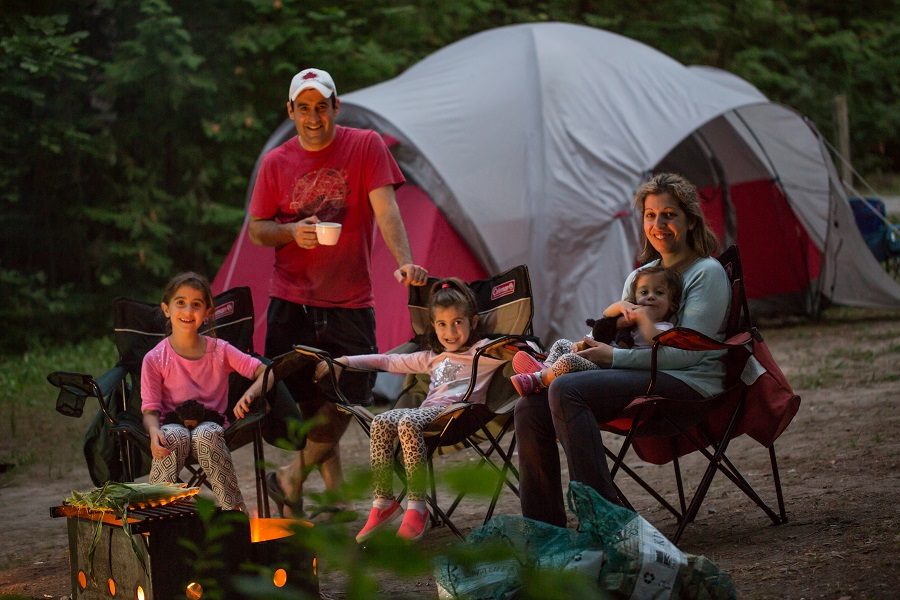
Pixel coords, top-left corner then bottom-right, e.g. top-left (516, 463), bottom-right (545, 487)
top-left (266, 471), bottom-right (303, 518)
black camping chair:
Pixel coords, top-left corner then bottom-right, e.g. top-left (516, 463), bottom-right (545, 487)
top-left (48, 286), bottom-right (304, 516)
top-left (599, 246), bottom-right (800, 542)
top-left (289, 265), bottom-right (543, 538)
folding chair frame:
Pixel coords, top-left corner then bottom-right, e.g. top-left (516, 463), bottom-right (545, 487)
top-left (289, 324), bottom-right (540, 538)
top-left (601, 246), bottom-right (794, 543)
top-left (48, 287), bottom-right (284, 517)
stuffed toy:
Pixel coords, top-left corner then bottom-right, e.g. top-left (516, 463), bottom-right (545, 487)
top-left (574, 316), bottom-right (636, 350)
top-left (163, 399), bottom-right (225, 429)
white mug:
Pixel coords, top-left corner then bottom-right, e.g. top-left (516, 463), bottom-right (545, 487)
top-left (315, 222), bottom-right (342, 245)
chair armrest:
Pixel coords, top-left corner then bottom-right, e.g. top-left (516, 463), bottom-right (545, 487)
top-left (652, 327), bottom-right (754, 352)
top-left (452, 334), bottom-right (541, 404)
top-left (289, 344), bottom-right (352, 405)
top-left (477, 334), bottom-right (542, 361)
top-left (334, 402), bottom-right (378, 423)
top-left (646, 327), bottom-right (757, 395)
top-left (290, 343), bottom-right (387, 407)
top-left (47, 365), bottom-right (127, 422)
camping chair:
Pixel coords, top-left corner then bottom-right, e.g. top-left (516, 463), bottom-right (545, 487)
top-left (48, 286), bottom-right (303, 517)
top-left (599, 245), bottom-right (801, 543)
top-left (848, 196), bottom-right (900, 276)
top-left (289, 265), bottom-right (542, 538)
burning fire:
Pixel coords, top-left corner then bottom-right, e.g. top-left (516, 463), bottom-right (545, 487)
top-left (249, 516), bottom-right (310, 542)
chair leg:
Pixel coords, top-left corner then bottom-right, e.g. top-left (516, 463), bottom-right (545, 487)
top-left (186, 466), bottom-right (206, 489)
top-left (675, 425), bottom-right (740, 541)
top-left (608, 423), bottom-right (640, 480)
top-left (769, 444), bottom-right (787, 523)
top-left (118, 432), bottom-right (134, 482)
top-left (468, 427), bottom-right (520, 495)
top-left (716, 453), bottom-right (782, 525)
top-left (605, 446), bottom-right (680, 519)
top-left (676, 423), bottom-right (782, 540)
top-left (428, 455), bottom-right (441, 526)
top-left (421, 455), bottom-right (464, 539)
top-left (439, 424), bottom-right (521, 526)
top-left (440, 436), bottom-right (514, 525)
top-left (673, 456), bottom-right (687, 518)
top-left (675, 460), bottom-right (717, 543)
top-left (484, 433), bottom-right (518, 524)
top-left (254, 426), bottom-right (269, 517)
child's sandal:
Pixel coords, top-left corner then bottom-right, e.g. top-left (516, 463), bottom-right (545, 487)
top-left (510, 372), bottom-right (543, 397)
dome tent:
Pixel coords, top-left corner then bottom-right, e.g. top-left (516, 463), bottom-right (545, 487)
top-left (215, 22), bottom-right (900, 353)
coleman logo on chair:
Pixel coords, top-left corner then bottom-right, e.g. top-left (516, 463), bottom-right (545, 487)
top-left (490, 280), bottom-right (516, 301)
top-left (214, 301), bottom-right (235, 320)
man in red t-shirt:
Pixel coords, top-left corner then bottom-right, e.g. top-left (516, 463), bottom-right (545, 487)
top-left (249, 67), bottom-right (428, 516)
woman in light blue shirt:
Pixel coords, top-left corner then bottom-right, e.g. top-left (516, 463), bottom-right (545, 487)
top-left (515, 173), bottom-right (730, 527)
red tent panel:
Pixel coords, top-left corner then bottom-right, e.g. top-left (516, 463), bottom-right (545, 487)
top-left (729, 180), bottom-right (821, 299)
top-left (700, 181), bottom-right (822, 302)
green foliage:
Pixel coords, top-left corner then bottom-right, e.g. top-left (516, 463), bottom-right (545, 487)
top-left (1, 1), bottom-right (897, 354)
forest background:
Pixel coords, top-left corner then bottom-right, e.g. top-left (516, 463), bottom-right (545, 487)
top-left (2, 0), bottom-right (899, 356)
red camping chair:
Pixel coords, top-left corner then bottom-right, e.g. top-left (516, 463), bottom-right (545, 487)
top-left (600, 245), bottom-right (800, 543)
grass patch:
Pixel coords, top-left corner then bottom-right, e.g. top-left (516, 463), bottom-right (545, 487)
top-left (764, 306), bottom-right (900, 391)
top-left (865, 171), bottom-right (900, 195)
top-left (0, 337), bottom-right (117, 477)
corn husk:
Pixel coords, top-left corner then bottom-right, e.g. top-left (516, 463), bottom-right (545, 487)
top-left (65, 481), bottom-right (199, 513)
top-left (65, 481), bottom-right (200, 580)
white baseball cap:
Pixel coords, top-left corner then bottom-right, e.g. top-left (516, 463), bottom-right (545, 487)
top-left (288, 68), bottom-right (337, 101)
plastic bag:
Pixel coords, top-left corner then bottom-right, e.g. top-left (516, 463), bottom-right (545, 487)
top-left (435, 482), bottom-right (735, 600)
top-left (568, 482), bottom-right (735, 599)
top-left (434, 513), bottom-right (604, 599)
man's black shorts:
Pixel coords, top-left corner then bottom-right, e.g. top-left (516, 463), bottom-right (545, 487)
top-left (265, 298), bottom-right (378, 415)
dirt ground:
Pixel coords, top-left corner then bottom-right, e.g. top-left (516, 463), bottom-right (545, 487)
top-left (1, 307), bottom-right (898, 599)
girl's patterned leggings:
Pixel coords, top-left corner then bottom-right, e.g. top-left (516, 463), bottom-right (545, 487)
top-left (150, 422), bottom-right (246, 511)
top-left (546, 338), bottom-right (600, 378)
top-left (369, 406), bottom-right (446, 501)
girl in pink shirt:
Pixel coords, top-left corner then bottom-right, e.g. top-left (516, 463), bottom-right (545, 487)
top-left (315, 278), bottom-right (505, 543)
top-left (141, 272), bottom-right (268, 511)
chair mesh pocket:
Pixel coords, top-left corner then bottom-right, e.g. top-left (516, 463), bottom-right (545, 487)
top-left (55, 388), bottom-right (86, 418)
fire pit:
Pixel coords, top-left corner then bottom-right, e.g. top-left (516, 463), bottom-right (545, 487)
top-left (51, 500), bottom-right (318, 599)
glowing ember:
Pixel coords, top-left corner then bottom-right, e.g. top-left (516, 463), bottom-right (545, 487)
top-left (186, 581), bottom-right (203, 599)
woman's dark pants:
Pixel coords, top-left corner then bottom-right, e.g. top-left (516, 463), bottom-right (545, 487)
top-left (514, 369), bottom-right (701, 527)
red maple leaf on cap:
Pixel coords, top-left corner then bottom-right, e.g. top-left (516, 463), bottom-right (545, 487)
top-left (303, 71), bottom-right (318, 80)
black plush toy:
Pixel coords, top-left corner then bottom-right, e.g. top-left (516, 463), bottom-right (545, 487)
top-left (163, 399), bottom-right (225, 429)
top-left (583, 315), bottom-right (636, 349)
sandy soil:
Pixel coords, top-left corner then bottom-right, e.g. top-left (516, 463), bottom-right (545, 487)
top-left (1, 307), bottom-right (898, 599)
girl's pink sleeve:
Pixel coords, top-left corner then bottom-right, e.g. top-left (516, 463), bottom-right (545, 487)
top-left (222, 341), bottom-right (264, 379)
top-left (345, 351), bottom-right (431, 374)
top-left (140, 352), bottom-right (164, 414)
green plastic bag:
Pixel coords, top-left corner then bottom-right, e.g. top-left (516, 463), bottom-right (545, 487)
top-left (434, 482), bottom-right (736, 599)
top-left (434, 512), bottom-right (604, 599)
top-left (567, 482), bottom-right (735, 599)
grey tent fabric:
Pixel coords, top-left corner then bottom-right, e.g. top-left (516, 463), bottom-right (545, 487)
top-left (327, 22), bottom-right (900, 341)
